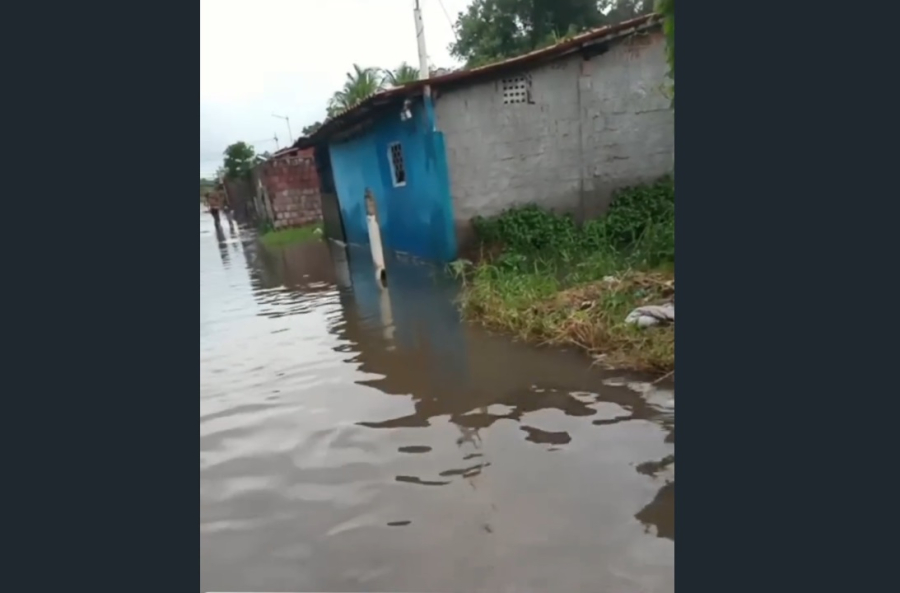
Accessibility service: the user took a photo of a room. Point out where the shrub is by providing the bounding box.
[470,176,674,269]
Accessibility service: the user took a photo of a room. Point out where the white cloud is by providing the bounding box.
[200,0,471,178]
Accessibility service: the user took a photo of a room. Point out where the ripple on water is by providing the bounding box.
[200,218,674,593]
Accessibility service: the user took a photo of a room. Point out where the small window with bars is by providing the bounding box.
[388,142,407,187]
[502,76,531,104]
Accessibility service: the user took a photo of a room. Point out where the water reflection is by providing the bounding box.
[635,452,675,541]
[200,211,675,592]
[521,425,572,445]
[397,445,432,454]
[215,224,230,267]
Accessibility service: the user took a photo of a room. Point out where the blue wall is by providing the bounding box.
[328,101,458,263]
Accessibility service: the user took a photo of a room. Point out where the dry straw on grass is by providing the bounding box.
[460,270,674,372]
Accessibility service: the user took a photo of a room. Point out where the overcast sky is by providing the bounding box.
[200,0,472,178]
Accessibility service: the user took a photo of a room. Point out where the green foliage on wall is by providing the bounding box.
[655,0,674,102]
[472,176,675,268]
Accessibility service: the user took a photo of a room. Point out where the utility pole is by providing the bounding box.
[413,0,430,81]
[413,0,435,131]
[272,114,293,144]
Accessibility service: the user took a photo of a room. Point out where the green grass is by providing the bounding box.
[259,223,323,247]
[450,176,675,374]
[454,258,674,372]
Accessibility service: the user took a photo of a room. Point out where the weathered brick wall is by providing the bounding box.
[256,148,323,229]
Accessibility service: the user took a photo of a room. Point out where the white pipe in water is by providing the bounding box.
[365,189,386,283]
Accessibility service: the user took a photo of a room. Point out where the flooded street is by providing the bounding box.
[200,211,674,592]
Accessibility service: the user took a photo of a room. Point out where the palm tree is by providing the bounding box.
[383,62,420,88]
[327,64,384,117]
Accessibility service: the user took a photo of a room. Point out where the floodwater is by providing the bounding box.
[200,211,674,592]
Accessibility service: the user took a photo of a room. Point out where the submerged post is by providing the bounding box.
[365,188,387,284]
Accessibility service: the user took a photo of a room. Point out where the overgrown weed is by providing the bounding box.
[451,176,675,372]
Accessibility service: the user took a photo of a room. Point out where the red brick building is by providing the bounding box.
[253,147,323,229]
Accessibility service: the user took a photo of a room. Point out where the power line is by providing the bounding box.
[434,0,458,42]
[272,113,293,144]
[250,133,280,151]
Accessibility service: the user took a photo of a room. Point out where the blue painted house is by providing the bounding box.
[308,92,458,264]
[297,12,671,263]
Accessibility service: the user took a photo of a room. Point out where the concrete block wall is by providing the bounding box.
[435,57,583,222]
[434,29,674,248]
[579,31,674,218]
[257,148,323,229]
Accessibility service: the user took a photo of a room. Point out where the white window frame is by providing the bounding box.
[387,142,407,188]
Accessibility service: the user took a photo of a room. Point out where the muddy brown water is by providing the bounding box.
[200,212,674,592]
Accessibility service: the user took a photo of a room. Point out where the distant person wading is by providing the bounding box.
[205,189,225,228]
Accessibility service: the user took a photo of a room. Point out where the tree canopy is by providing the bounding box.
[318,62,454,124]
[222,142,256,179]
[302,122,323,136]
[384,62,420,87]
[326,64,384,118]
[449,0,653,68]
